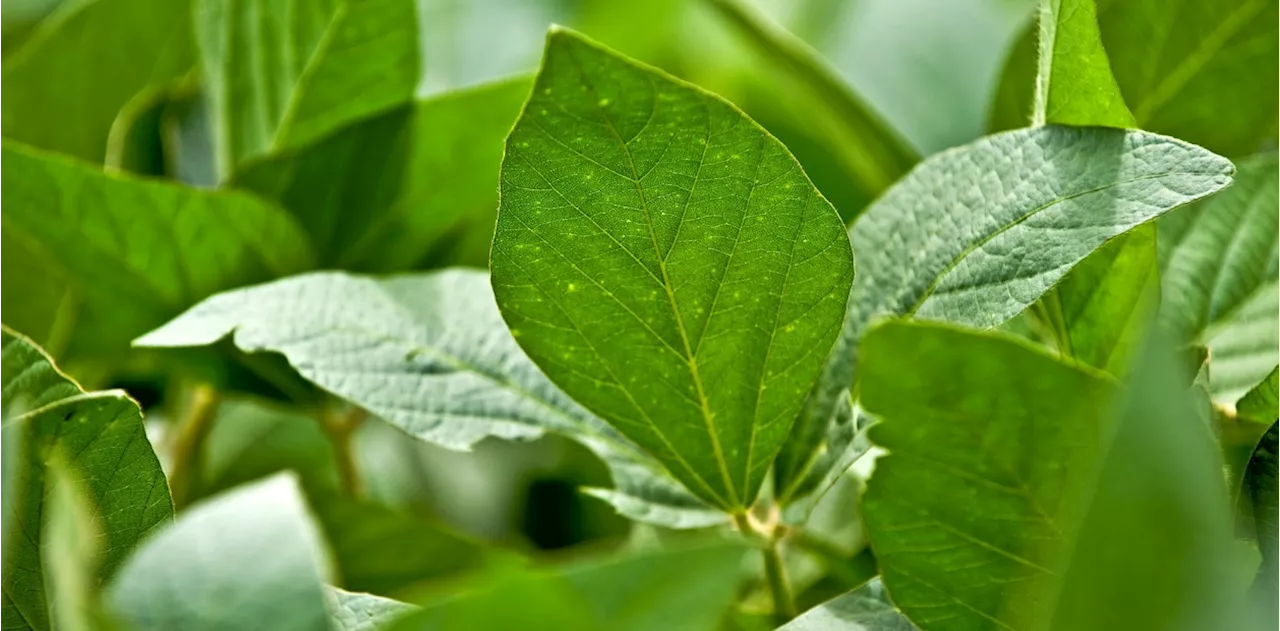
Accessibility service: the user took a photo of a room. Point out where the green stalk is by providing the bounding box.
[167,383,221,510]
[735,513,797,623]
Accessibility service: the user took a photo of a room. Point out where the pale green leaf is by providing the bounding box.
[1241,421,1278,627]
[234,77,532,271]
[1,0,194,163]
[1159,152,1279,402]
[860,321,1242,630]
[778,579,916,631]
[197,0,419,176]
[329,589,417,631]
[393,542,746,631]
[1,327,172,631]
[790,125,1231,498]
[1032,0,1135,128]
[491,27,854,511]
[0,142,315,358]
[106,474,331,631]
[135,270,723,529]
[992,0,1278,157]
[40,461,106,631]
[1238,367,1280,424]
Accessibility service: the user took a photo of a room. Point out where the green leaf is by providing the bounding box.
[234,76,532,271]
[778,579,916,631]
[0,142,315,358]
[1159,152,1279,402]
[787,125,1232,501]
[392,542,746,631]
[40,460,108,631]
[197,0,420,176]
[329,588,418,631]
[1,0,194,163]
[195,397,341,500]
[490,27,854,511]
[106,474,332,631]
[1032,0,1135,128]
[1,327,172,631]
[1238,367,1280,424]
[1241,421,1278,627]
[991,0,1278,157]
[704,0,918,203]
[136,270,724,529]
[859,321,1242,630]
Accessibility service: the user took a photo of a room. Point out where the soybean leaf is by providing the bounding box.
[0,142,315,358]
[195,397,341,500]
[778,579,916,631]
[782,125,1232,506]
[197,0,419,177]
[1024,0,1161,377]
[1241,421,1278,627]
[1159,152,1279,402]
[704,0,918,209]
[392,542,746,631]
[106,474,331,631]
[1239,368,1280,424]
[234,77,532,271]
[136,270,725,529]
[991,0,1278,157]
[859,321,1242,630]
[1,326,172,631]
[329,589,418,631]
[1,0,194,163]
[491,27,854,511]
[41,460,109,631]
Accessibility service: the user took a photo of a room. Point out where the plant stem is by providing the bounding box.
[168,383,220,510]
[322,404,366,497]
[735,513,797,623]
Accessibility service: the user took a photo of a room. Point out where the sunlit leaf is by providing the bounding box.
[1238,368,1280,424]
[329,588,417,631]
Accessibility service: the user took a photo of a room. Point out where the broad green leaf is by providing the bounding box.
[1,142,315,358]
[1032,0,1134,128]
[859,321,1242,631]
[991,0,1278,157]
[786,125,1231,502]
[393,542,746,631]
[1,327,172,631]
[196,0,419,176]
[234,76,532,271]
[778,579,916,631]
[490,27,854,511]
[1159,152,1279,402]
[1238,367,1280,424]
[136,270,724,529]
[106,474,331,631]
[704,0,918,202]
[1,0,194,163]
[195,397,340,500]
[329,589,418,631]
[1241,421,1278,627]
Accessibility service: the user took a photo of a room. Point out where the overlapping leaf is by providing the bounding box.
[859,322,1241,630]
[778,579,916,631]
[1,327,172,631]
[1239,368,1280,424]
[196,0,419,176]
[1241,421,1279,628]
[1,142,315,358]
[330,589,417,631]
[136,270,725,528]
[491,28,854,511]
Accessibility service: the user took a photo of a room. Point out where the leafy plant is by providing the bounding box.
[2,0,1276,629]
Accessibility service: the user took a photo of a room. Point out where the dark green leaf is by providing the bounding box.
[491,27,854,511]
[136,270,724,529]
[1159,152,1279,402]
[859,321,1242,630]
[1241,421,1278,628]
[1238,368,1280,424]
[234,77,532,271]
[1,0,194,162]
[0,142,315,358]
[393,542,746,631]
[779,579,916,631]
[1,327,171,631]
[197,0,419,176]
[106,474,331,631]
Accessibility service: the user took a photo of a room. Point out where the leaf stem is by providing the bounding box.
[322,403,366,497]
[168,383,221,510]
[734,512,797,623]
